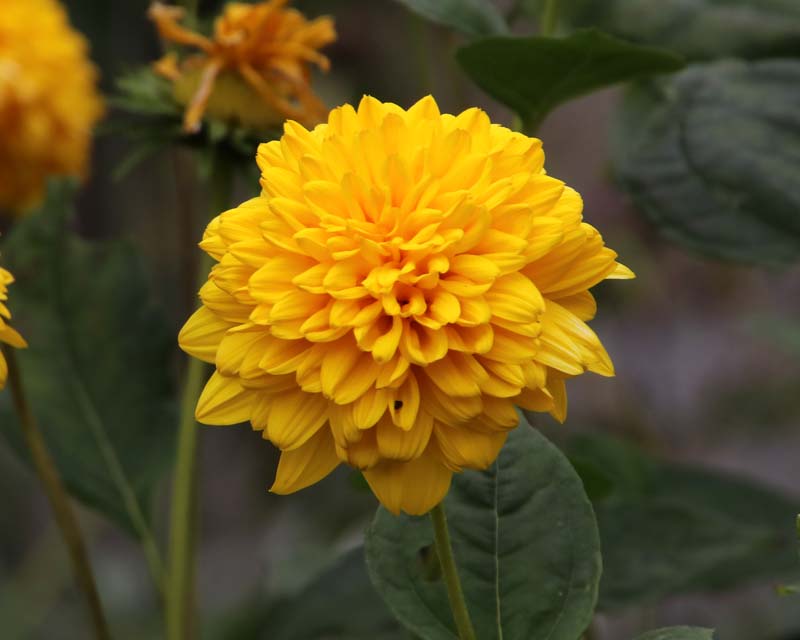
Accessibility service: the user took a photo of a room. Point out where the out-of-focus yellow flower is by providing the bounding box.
[148,0,336,133]
[0,268,27,389]
[0,0,104,214]
[179,96,634,515]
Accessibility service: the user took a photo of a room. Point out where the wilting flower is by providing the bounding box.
[179,96,633,515]
[0,0,104,214]
[0,268,27,388]
[148,0,336,133]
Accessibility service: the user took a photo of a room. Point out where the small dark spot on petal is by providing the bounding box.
[394,400,403,410]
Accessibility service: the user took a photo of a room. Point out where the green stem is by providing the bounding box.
[4,347,112,640]
[540,0,559,36]
[430,504,476,640]
[166,163,233,640]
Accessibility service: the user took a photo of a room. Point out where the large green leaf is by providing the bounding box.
[390,0,508,37]
[365,421,601,640]
[555,0,800,61]
[612,59,800,267]
[259,547,405,640]
[568,435,800,610]
[634,628,715,640]
[0,185,176,538]
[457,29,684,131]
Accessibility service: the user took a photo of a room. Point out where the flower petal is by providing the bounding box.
[363,444,452,515]
[270,427,340,494]
[196,372,253,425]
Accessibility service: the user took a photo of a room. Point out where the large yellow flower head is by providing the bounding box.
[179,96,633,515]
[0,268,27,389]
[149,0,336,133]
[0,0,104,214]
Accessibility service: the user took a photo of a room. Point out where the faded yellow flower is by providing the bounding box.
[0,268,27,389]
[0,0,104,214]
[149,0,336,133]
[179,96,633,515]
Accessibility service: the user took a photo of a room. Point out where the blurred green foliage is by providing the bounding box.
[612,60,800,267]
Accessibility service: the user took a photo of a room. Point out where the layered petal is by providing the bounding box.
[363,444,453,515]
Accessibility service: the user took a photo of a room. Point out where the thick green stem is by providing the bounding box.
[4,347,112,640]
[166,164,233,640]
[430,504,476,640]
[540,0,559,36]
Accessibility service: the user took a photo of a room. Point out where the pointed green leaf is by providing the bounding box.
[634,627,715,640]
[365,421,601,640]
[568,435,800,610]
[457,29,684,131]
[0,184,176,538]
[612,59,800,267]
[555,0,800,61]
[391,0,508,37]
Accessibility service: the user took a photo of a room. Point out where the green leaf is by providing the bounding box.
[261,547,405,640]
[568,435,800,610]
[111,66,182,117]
[111,66,279,177]
[0,184,176,538]
[612,59,800,267]
[391,0,508,37]
[457,29,684,131]
[556,0,800,61]
[365,421,601,640]
[634,627,715,640]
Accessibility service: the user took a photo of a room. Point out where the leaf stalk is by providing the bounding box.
[4,346,112,640]
[166,160,233,640]
[430,503,477,640]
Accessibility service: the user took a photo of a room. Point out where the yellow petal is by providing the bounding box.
[350,388,391,429]
[389,373,420,430]
[448,254,501,282]
[429,290,461,325]
[425,353,487,398]
[400,323,448,365]
[435,422,508,470]
[516,387,554,414]
[376,412,433,461]
[266,389,329,450]
[270,427,340,494]
[553,291,596,321]
[485,272,544,323]
[480,396,519,428]
[363,445,452,515]
[179,307,232,364]
[196,372,253,425]
[420,375,483,425]
[608,263,635,279]
[0,325,27,349]
[215,327,269,376]
[548,375,567,423]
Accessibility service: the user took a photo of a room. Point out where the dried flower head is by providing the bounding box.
[148,0,336,133]
[0,268,27,388]
[179,96,633,515]
[0,0,104,214]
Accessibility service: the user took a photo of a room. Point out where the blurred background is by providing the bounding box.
[1,1,799,638]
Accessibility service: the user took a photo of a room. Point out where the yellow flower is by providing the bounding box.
[0,0,104,214]
[179,96,634,515]
[148,0,336,133]
[0,268,27,389]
